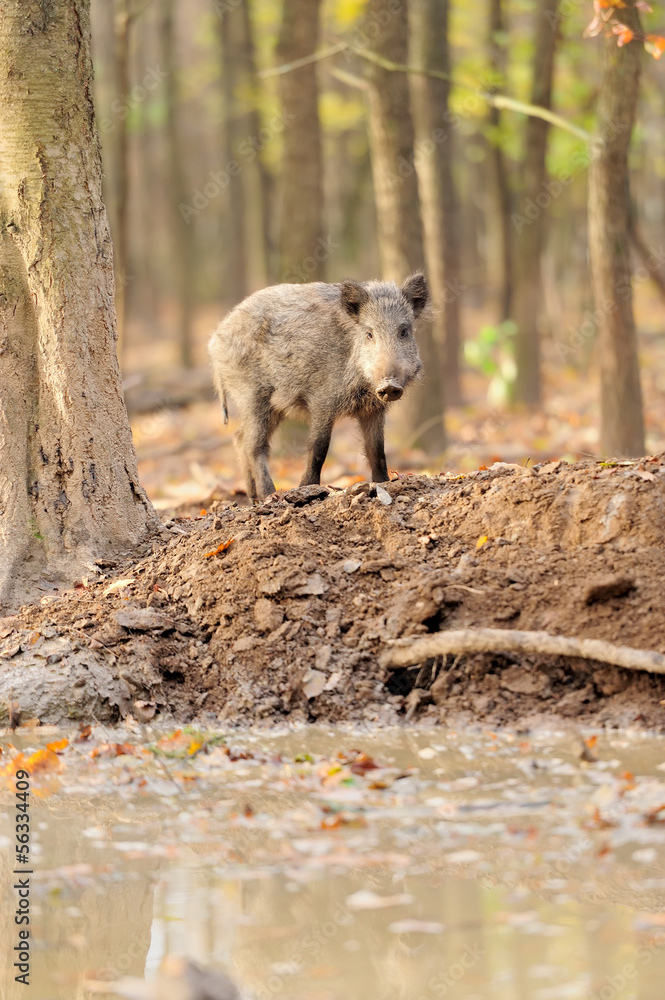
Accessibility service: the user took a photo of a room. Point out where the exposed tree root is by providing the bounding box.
[381,628,665,676]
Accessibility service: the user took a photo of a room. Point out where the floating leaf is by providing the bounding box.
[46,738,69,752]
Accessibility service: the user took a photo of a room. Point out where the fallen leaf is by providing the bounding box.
[476,535,489,549]
[204,539,234,558]
[103,578,135,596]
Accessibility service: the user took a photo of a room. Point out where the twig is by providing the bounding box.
[258,41,348,78]
[380,627,665,676]
[328,66,370,91]
[261,41,591,142]
[445,584,485,595]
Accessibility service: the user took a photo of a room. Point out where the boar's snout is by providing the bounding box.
[376,379,404,403]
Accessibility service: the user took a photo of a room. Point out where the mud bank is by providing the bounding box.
[2,456,665,730]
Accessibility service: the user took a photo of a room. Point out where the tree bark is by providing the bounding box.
[162,0,196,368]
[0,0,158,607]
[409,0,463,406]
[112,0,132,364]
[364,0,445,453]
[513,0,559,406]
[588,2,645,457]
[219,1,249,303]
[487,0,513,321]
[276,0,325,283]
[238,1,272,288]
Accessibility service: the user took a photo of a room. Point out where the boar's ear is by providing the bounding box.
[341,280,369,319]
[402,272,429,317]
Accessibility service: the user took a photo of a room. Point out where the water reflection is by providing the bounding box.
[1,727,664,999]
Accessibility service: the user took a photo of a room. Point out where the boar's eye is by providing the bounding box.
[365,329,374,340]
[399,326,410,339]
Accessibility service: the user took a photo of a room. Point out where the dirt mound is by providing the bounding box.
[2,456,665,731]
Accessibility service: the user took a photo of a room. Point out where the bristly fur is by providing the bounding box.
[208,274,429,500]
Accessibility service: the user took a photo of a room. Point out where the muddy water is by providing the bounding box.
[1,726,665,1000]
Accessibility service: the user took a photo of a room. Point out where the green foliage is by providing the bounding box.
[464,321,518,408]
[319,91,365,135]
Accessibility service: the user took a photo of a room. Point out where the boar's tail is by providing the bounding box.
[213,370,229,424]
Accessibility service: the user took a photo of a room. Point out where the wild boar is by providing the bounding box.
[208,273,429,500]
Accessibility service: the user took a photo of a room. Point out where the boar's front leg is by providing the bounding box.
[300,415,333,487]
[359,410,389,483]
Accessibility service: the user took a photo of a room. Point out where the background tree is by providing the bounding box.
[486,0,513,321]
[587,0,646,456]
[364,0,446,452]
[410,0,463,406]
[276,0,325,282]
[0,0,157,605]
[162,0,196,368]
[513,0,559,406]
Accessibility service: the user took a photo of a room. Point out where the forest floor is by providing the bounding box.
[2,455,665,733]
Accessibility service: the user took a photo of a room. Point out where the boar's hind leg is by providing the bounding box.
[237,397,278,501]
[359,411,389,483]
[300,418,333,487]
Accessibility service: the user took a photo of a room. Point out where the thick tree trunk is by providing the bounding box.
[276,0,325,283]
[162,0,196,368]
[0,0,158,607]
[410,0,463,407]
[364,0,445,453]
[588,3,645,457]
[487,0,513,321]
[513,0,559,406]
[113,0,131,364]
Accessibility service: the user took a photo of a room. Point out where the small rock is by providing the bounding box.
[291,573,328,596]
[232,636,259,653]
[583,575,635,605]
[348,481,373,497]
[315,644,332,670]
[494,606,519,622]
[133,700,157,723]
[343,560,362,574]
[0,642,21,659]
[253,598,284,633]
[302,668,327,699]
[374,484,393,505]
[593,665,631,697]
[324,670,342,691]
[283,484,329,506]
[500,666,550,696]
[114,608,173,632]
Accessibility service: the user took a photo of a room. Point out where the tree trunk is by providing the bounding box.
[410,0,463,407]
[238,1,271,289]
[513,0,559,406]
[113,0,131,364]
[219,2,249,303]
[588,2,645,457]
[0,0,158,607]
[364,0,445,453]
[276,0,325,283]
[487,0,513,321]
[161,0,196,368]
